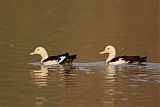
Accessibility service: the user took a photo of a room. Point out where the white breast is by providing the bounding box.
[108,58,129,65]
[42,60,58,65]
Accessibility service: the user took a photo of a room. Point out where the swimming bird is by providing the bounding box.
[99,45,147,65]
[30,47,77,65]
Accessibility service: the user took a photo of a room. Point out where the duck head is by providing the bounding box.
[99,45,116,62]
[99,45,116,54]
[30,47,48,63]
[30,47,47,55]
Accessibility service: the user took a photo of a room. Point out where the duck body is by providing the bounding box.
[42,53,77,65]
[30,47,76,65]
[108,56,147,65]
[100,45,147,65]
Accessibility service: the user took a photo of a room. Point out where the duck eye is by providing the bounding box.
[37,49,40,51]
[107,48,110,50]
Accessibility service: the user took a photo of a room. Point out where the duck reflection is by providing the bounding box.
[100,65,117,107]
[30,64,76,87]
[30,64,77,106]
[30,65,49,87]
[34,96,47,106]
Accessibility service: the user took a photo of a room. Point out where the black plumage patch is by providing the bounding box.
[109,56,124,62]
[42,52,77,64]
[59,54,77,64]
[42,53,69,62]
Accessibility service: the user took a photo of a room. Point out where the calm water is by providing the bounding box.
[0,0,159,107]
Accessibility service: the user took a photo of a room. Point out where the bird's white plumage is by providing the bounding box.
[108,58,128,65]
[100,45,127,65]
[30,47,48,63]
[42,60,59,65]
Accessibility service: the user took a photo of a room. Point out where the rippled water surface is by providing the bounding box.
[0,0,159,107]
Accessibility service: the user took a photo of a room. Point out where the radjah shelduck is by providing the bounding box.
[99,45,147,65]
[30,47,76,65]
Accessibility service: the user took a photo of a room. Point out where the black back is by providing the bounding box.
[42,52,69,62]
[42,52,77,64]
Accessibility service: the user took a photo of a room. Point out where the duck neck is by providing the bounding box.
[106,52,116,63]
[40,51,48,63]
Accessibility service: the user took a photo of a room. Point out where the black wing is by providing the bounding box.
[59,54,77,64]
[42,52,69,62]
[124,56,147,64]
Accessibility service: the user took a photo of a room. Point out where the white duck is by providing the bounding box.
[30,47,76,65]
[100,45,147,65]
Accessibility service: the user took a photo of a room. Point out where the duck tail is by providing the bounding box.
[68,54,77,62]
[140,56,147,62]
[64,52,69,56]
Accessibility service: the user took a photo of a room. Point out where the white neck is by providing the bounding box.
[40,51,48,63]
[106,52,116,63]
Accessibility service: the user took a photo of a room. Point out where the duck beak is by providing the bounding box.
[30,52,36,55]
[99,51,106,54]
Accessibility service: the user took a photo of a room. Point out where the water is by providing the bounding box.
[0,0,159,107]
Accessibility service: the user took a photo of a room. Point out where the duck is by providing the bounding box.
[99,45,147,65]
[30,47,77,65]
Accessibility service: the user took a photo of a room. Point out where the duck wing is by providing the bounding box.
[42,52,69,63]
[122,56,147,64]
[59,54,77,64]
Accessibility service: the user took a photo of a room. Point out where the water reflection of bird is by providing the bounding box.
[100,65,117,107]
[30,65,49,87]
[100,45,147,65]
[30,64,77,106]
[30,47,77,65]
[30,64,76,87]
